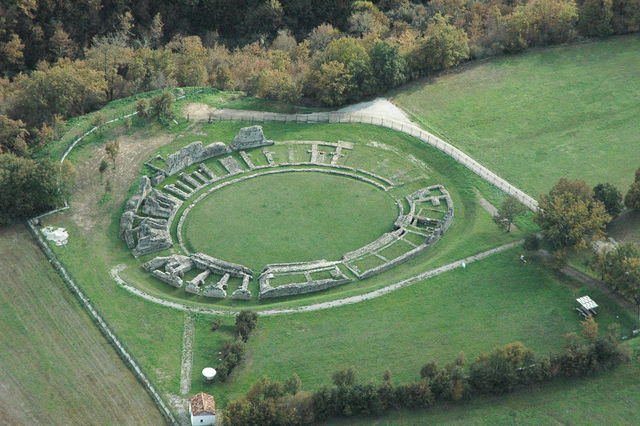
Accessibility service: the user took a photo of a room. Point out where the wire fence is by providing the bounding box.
[207,110,538,211]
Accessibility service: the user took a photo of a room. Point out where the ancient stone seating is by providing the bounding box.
[143,253,253,299]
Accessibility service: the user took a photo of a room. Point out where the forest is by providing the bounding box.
[1,0,639,219]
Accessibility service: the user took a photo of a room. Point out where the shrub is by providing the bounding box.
[235,310,259,341]
[394,380,434,408]
[210,319,221,332]
[216,338,247,381]
[150,90,174,120]
[593,183,623,216]
[625,170,640,210]
[469,342,536,394]
[523,233,540,251]
[135,98,150,118]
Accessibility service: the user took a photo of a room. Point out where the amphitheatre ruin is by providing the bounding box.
[119,125,454,302]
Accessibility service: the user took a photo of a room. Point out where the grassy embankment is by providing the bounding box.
[393,35,640,199]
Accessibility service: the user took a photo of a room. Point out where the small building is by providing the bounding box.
[189,392,216,425]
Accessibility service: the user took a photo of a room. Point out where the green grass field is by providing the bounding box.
[26,48,640,423]
[393,35,640,198]
[192,249,636,406]
[38,118,539,415]
[0,226,164,424]
[184,172,397,270]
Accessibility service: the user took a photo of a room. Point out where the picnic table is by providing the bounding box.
[576,295,598,318]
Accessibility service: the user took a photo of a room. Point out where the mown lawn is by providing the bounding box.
[184,172,398,271]
[41,119,533,413]
[114,121,531,309]
[393,35,640,198]
[0,225,164,424]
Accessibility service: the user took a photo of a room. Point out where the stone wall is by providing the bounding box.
[259,277,353,299]
[230,126,273,151]
[164,141,230,176]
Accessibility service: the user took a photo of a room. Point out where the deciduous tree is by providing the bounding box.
[534,178,610,250]
[593,182,623,216]
[494,196,526,232]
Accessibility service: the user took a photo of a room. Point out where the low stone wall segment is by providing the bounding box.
[27,220,178,425]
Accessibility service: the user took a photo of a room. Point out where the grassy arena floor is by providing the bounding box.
[0,225,164,424]
[393,35,640,197]
[184,172,398,270]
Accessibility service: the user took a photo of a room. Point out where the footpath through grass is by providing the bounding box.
[393,35,640,198]
[0,225,164,424]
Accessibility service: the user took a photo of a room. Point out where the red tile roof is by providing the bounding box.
[190,392,216,416]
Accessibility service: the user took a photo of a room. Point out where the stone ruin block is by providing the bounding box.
[132,217,172,257]
[151,171,166,186]
[198,164,216,180]
[187,270,210,288]
[124,176,152,213]
[203,279,227,298]
[141,189,181,219]
[164,141,230,176]
[124,229,136,249]
[219,156,243,174]
[231,275,252,300]
[185,282,200,294]
[230,126,273,151]
[119,211,135,240]
[152,270,183,288]
[179,173,200,189]
[190,252,253,277]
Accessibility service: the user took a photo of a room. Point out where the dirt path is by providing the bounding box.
[180,313,195,396]
[69,130,172,232]
[111,240,522,316]
[337,97,413,124]
[534,250,637,316]
[476,192,518,232]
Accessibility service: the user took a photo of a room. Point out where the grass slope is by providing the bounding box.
[193,249,636,406]
[0,225,164,425]
[393,35,640,197]
[184,172,397,270]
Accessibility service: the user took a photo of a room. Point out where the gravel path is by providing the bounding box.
[110,240,522,316]
[337,98,413,124]
[179,312,194,395]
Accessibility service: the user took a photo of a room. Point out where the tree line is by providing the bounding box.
[223,317,630,425]
[3,0,640,156]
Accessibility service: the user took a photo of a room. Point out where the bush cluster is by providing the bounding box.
[224,318,630,424]
[214,310,260,382]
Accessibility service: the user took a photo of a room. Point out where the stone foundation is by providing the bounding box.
[230,126,273,151]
